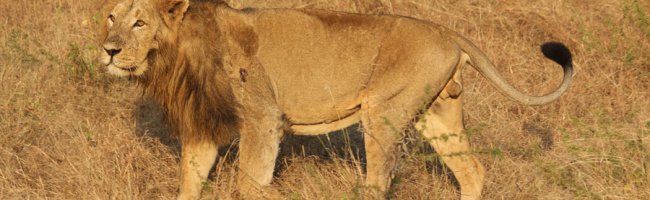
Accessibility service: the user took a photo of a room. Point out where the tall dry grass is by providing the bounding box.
[1,0,648,199]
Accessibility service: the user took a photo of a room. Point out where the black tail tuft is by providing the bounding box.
[541,42,572,67]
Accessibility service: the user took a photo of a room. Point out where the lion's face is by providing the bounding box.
[100,0,162,76]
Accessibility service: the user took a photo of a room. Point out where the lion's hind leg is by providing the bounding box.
[415,87,485,200]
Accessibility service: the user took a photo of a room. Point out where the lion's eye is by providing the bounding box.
[108,14,115,23]
[133,20,145,28]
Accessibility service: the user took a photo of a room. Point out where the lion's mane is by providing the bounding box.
[138,4,239,145]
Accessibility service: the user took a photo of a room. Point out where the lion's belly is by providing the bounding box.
[257,34,374,125]
[254,10,385,126]
[267,62,368,125]
[259,46,372,126]
[280,89,362,125]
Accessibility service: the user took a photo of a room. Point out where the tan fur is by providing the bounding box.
[100,0,573,199]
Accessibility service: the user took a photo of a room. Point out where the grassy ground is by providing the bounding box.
[1,0,649,199]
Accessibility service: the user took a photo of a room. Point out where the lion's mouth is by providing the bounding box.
[105,57,149,77]
[106,62,140,77]
[107,62,138,72]
[115,65,137,72]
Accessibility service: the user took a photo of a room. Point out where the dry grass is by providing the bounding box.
[1,0,649,199]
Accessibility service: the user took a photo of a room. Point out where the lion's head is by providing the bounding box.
[100,0,189,76]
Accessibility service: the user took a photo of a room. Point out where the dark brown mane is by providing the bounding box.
[139,9,239,145]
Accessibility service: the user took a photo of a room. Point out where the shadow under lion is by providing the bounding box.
[133,97,552,196]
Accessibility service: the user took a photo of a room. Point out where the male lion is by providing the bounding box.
[100,0,573,199]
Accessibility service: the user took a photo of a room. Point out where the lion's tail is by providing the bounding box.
[449,33,573,106]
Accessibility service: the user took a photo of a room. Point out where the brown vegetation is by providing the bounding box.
[1,0,649,199]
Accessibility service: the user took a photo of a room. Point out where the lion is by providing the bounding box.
[100,0,573,199]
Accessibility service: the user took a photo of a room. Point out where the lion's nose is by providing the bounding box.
[103,44,122,57]
[104,47,122,57]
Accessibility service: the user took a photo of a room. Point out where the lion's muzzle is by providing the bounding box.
[102,42,122,64]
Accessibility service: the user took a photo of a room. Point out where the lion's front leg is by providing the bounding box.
[177,141,219,200]
[236,109,284,198]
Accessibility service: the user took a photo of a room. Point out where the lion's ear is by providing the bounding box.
[159,0,189,24]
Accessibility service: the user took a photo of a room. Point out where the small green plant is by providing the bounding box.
[381,116,401,138]
[623,0,650,39]
[200,178,214,195]
[84,131,95,141]
[92,11,103,25]
[385,174,401,198]
[579,24,598,52]
[287,192,301,200]
[187,155,216,194]
[305,162,328,196]
[66,42,98,81]
[624,48,636,66]
[347,184,363,200]
[7,30,40,64]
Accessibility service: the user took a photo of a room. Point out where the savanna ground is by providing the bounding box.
[1,0,649,199]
